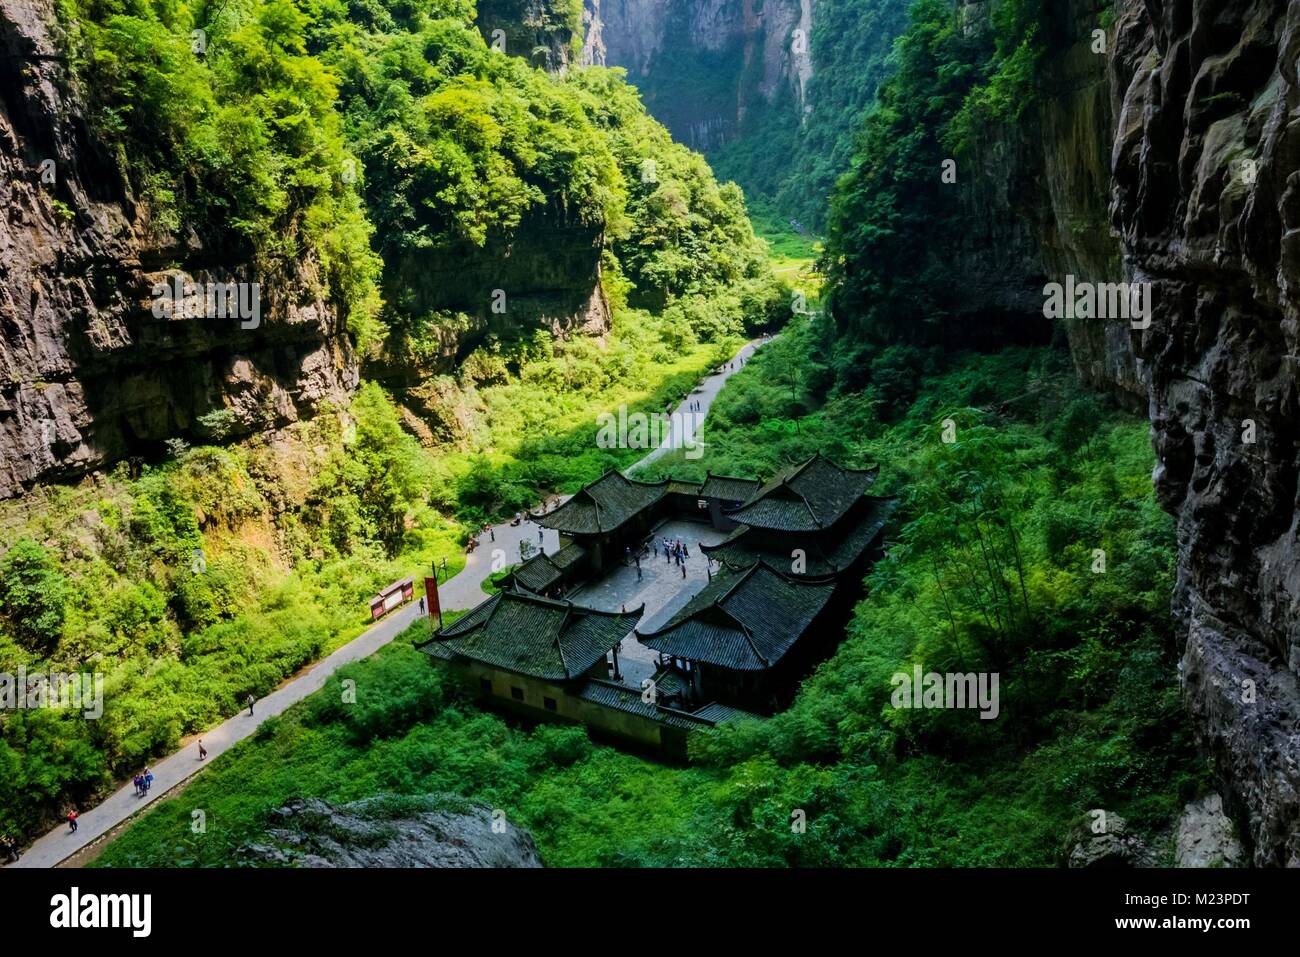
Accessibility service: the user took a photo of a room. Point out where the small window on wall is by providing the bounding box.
[479,678,492,694]
[543,697,557,712]
[511,687,524,701]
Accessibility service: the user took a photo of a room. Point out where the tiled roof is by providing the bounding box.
[666,479,705,495]
[703,496,897,574]
[511,542,586,592]
[725,453,879,532]
[576,679,765,730]
[549,542,587,571]
[534,471,667,535]
[577,680,702,730]
[636,562,836,671]
[417,589,640,681]
[700,474,762,502]
[691,702,763,724]
[510,553,563,593]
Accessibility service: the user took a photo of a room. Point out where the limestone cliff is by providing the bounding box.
[476,0,583,73]
[1110,0,1300,866]
[0,0,358,500]
[0,0,614,495]
[583,0,814,150]
[942,0,1141,398]
[949,0,1299,864]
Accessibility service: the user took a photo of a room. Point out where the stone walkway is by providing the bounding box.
[7,336,766,869]
[571,518,729,689]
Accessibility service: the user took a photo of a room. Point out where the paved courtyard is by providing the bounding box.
[569,518,729,689]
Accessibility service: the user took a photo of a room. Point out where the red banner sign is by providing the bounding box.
[424,576,443,630]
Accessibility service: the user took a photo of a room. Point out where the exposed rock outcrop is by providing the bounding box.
[1066,813,1158,867]
[0,0,357,500]
[1109,0,1300,866]
[239,797,544,867]
[1175,793,1247,867]
[477,0,582,74]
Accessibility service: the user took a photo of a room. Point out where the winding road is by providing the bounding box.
[6,336,767,869]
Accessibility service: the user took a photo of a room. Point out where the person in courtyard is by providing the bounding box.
[67,809,77,833]
[246,693,255,716]
[198,739,208,760]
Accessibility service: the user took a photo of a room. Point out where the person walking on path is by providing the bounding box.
[538,528,544,544]
[198,740,208,761]
[67,810,77,833]
[132,773,142,796]
[144,768,154,792]
[246,693,255,716]
[419,596,425,614]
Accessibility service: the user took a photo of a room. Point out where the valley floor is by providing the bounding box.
[6,339,766,869]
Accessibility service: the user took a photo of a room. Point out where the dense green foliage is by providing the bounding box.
[96,335,1204,867]
[55,0,780,349]
[822,0,1045,357]
[59,0,386,343]
[17,0,1197,870]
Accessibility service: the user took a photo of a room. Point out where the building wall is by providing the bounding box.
[443,659,690,760]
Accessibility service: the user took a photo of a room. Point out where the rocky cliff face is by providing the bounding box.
[1109,0,1300,866]
[976,0,1300,864]
[945,0,1142,399]
[583,0,813,150]
[948,0,1300,865]
[477,0,582,74]
[0,0,614,495]
[0,0,357,500]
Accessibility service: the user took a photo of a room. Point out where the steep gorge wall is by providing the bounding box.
[583,0,813,150]
[945,0,1142,398]
[941,0,1300,864]
[0,0,614,496]
[1110,0,1300,866]
[0,0,357,499]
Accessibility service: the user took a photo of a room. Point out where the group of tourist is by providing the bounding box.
[132,768,155,796]
[660,537,692,578]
